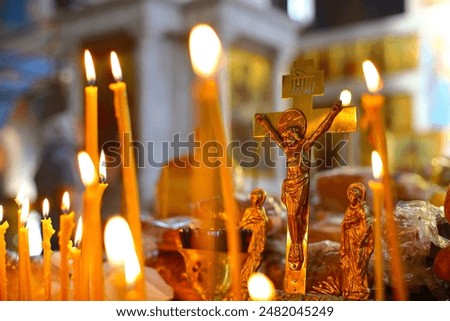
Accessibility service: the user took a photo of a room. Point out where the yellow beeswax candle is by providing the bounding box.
[18,198,32,301]
[109,52,145,298]
[189,24,241,300]
[84,50,99,173]
[59,192,75,300]
[368,151,385,301]
[362,60,407,300]
[78,151,106,300]
[41,198,54,301]
[0,206,9,301]
[70,217,82,301]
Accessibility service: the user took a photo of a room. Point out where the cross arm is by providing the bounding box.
[255,113,284,147]
[305,100,343,148]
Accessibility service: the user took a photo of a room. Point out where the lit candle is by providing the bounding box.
[189,24,241,300]
[93,150,108,299]
[78,151,106,300]
[104,216,143,300]
[109,52,145,297]
[0,205,9,301]
[70,217,82,301]
[17,197,32,300]
[247,272,275,301]
[368,151,385,301]
[340,89,352,107]
[41,198,54,301]
[59,191,75,300]
[84,50,99,173]
[361,60,407,300]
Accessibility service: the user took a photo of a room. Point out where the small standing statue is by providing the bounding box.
[340,182,374,300]
[239,188,268,296]
[255,100,343,270]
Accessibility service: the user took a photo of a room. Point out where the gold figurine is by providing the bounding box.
[239,188,268,298]
[255,101,343,271]
[340,183,374,300]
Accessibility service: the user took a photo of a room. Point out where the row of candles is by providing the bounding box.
[0,48,145,300]
[0,181,142,301]
[0,23,236,301]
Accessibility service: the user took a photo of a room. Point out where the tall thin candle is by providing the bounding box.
[0,206,9,301]
[84,50,99,173]
[189,24,241,300]
[361,60,407,300]
[368,151,385,301]
[109,52,145,298]
[18,197,32,300]
[78,151,106,300]
[41,198,54,301]
[59,192,75,300]
[70,217,82,300]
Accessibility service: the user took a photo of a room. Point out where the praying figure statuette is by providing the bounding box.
[239,188,268,297]
[340,183,374,300]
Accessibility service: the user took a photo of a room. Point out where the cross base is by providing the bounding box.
[284,209,309,294]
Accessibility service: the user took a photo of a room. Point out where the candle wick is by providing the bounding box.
[99,175,106,184]
[87,80,96,87]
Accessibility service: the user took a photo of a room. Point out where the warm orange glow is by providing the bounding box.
[84,50,96,84]
[20,197,29,226]
[104,216,141,285]
[340,89,352,106]
[61,192,70,213]
[371,151,384,180]
[248,272,275,301]
[15,184,26,206]
[189,24,222,78]
[74,217,83,248]
[42,199,49,219]
[362,60,383,93]
[78,151,97,186]
[110,51,123,82]
[99,149,107,182]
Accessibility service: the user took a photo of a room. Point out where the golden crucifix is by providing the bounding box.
[254,58,357,294]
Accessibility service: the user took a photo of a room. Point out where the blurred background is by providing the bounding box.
[1,0,450,220]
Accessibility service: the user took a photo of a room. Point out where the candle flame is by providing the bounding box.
[371,151,384,180]
[124,251,141,286]
[84,50,96,85]
[340,89,352,106]
[362,60,383,93]
[248,272,275,301]
[0,205,3,222]
[20,197,29,226]
[104,216,142,285]
[15,183,26,206]
[78,151,97,186]
[189,24,222,78]
[110,51,123,82]
[74,217,83,248]
[61,191,70,213]
[42,198,49,219]
[99,149,107,182]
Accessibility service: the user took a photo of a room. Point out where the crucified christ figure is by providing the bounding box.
[255,100,343,270]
